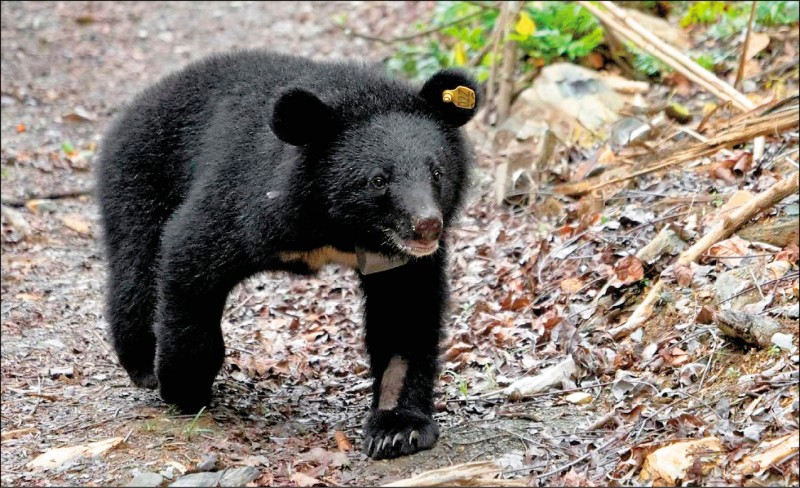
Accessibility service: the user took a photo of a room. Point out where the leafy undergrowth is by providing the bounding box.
[2,1,799,487]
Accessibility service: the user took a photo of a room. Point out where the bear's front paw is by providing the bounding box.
[363,408,439,460]
[157,376,212,414]
[130,371,158,389]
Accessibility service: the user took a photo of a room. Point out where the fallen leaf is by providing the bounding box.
[639,437,724,486]
[775,243,799,263]
[661,347,690,367]
[299,447,349,468]
[744,32,771,60]
[564,391,592,405]
[696,306,715,324]
[26,437,124,471]
[614,255,644,285]
[732,152,752,175]
[290,471,323,487]
[707,236,752,267]
[61,214,91,236]
[333,431,352,452]
[62,107,95,123]
[674,264,694,287]
[560,278,583,293]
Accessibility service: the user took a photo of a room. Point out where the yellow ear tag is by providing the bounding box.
[442,86,475,110]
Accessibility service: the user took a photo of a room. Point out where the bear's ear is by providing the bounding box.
[269,88,337,146]
[420,69,479,128]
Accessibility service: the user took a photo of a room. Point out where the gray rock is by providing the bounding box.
[218,467,260,487]
[197,453,218,472]
[126,471,164,487]
[168,467,259,488]
[169,472,221,487]
[771,332,794,350]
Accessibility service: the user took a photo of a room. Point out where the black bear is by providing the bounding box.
[96,49,478,460]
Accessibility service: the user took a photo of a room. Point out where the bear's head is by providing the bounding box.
[270,69,478,259]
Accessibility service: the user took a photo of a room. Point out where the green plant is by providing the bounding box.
[679,1,798,38]
[183,406,211,440]
[680,1,729,27]
[380,1,798,91]
[385,1,604,82]
[458,376,469,397]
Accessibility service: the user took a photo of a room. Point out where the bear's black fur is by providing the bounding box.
[96,49,477,460]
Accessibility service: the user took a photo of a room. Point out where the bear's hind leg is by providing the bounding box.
[153,203,250,413]
[102,201,169,389]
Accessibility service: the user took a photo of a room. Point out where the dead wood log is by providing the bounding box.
[382,460,526,487]
[713,310,783,348]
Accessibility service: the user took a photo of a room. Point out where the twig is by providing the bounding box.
[585,411,622,431]
[1,188,94,207]
[714,271,799,306]
[734,1,758,91]
[610,172,799,339]
[340,10,484,45]
[505,434,622,477]
[58,413,145,435]
[467,2,519,69]
[24,376,43,420]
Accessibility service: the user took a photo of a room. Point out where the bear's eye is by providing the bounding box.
[432,168,442,182]
[370,175,387,189]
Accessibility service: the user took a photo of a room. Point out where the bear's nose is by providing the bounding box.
[413,216,443,242]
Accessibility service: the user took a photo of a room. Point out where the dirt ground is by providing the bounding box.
[3,2,799,487]
[1,2,597,486]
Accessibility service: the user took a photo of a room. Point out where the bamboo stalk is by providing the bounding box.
[734,1,758,91]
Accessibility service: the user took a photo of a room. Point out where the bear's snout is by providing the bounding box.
[413,215,443,242]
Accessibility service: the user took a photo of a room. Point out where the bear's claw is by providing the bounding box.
[363,408,438,460]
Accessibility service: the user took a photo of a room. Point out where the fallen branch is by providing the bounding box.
[735,430,800,476]
[1,427,38,441]
[503,355,577,400]
[610,172,800,339]
[554,101,798,196]
[382,460,526,487]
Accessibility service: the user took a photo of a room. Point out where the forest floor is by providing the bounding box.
[1,2,798,487]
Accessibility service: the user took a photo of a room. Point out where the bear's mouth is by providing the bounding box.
[390,233,439,257]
